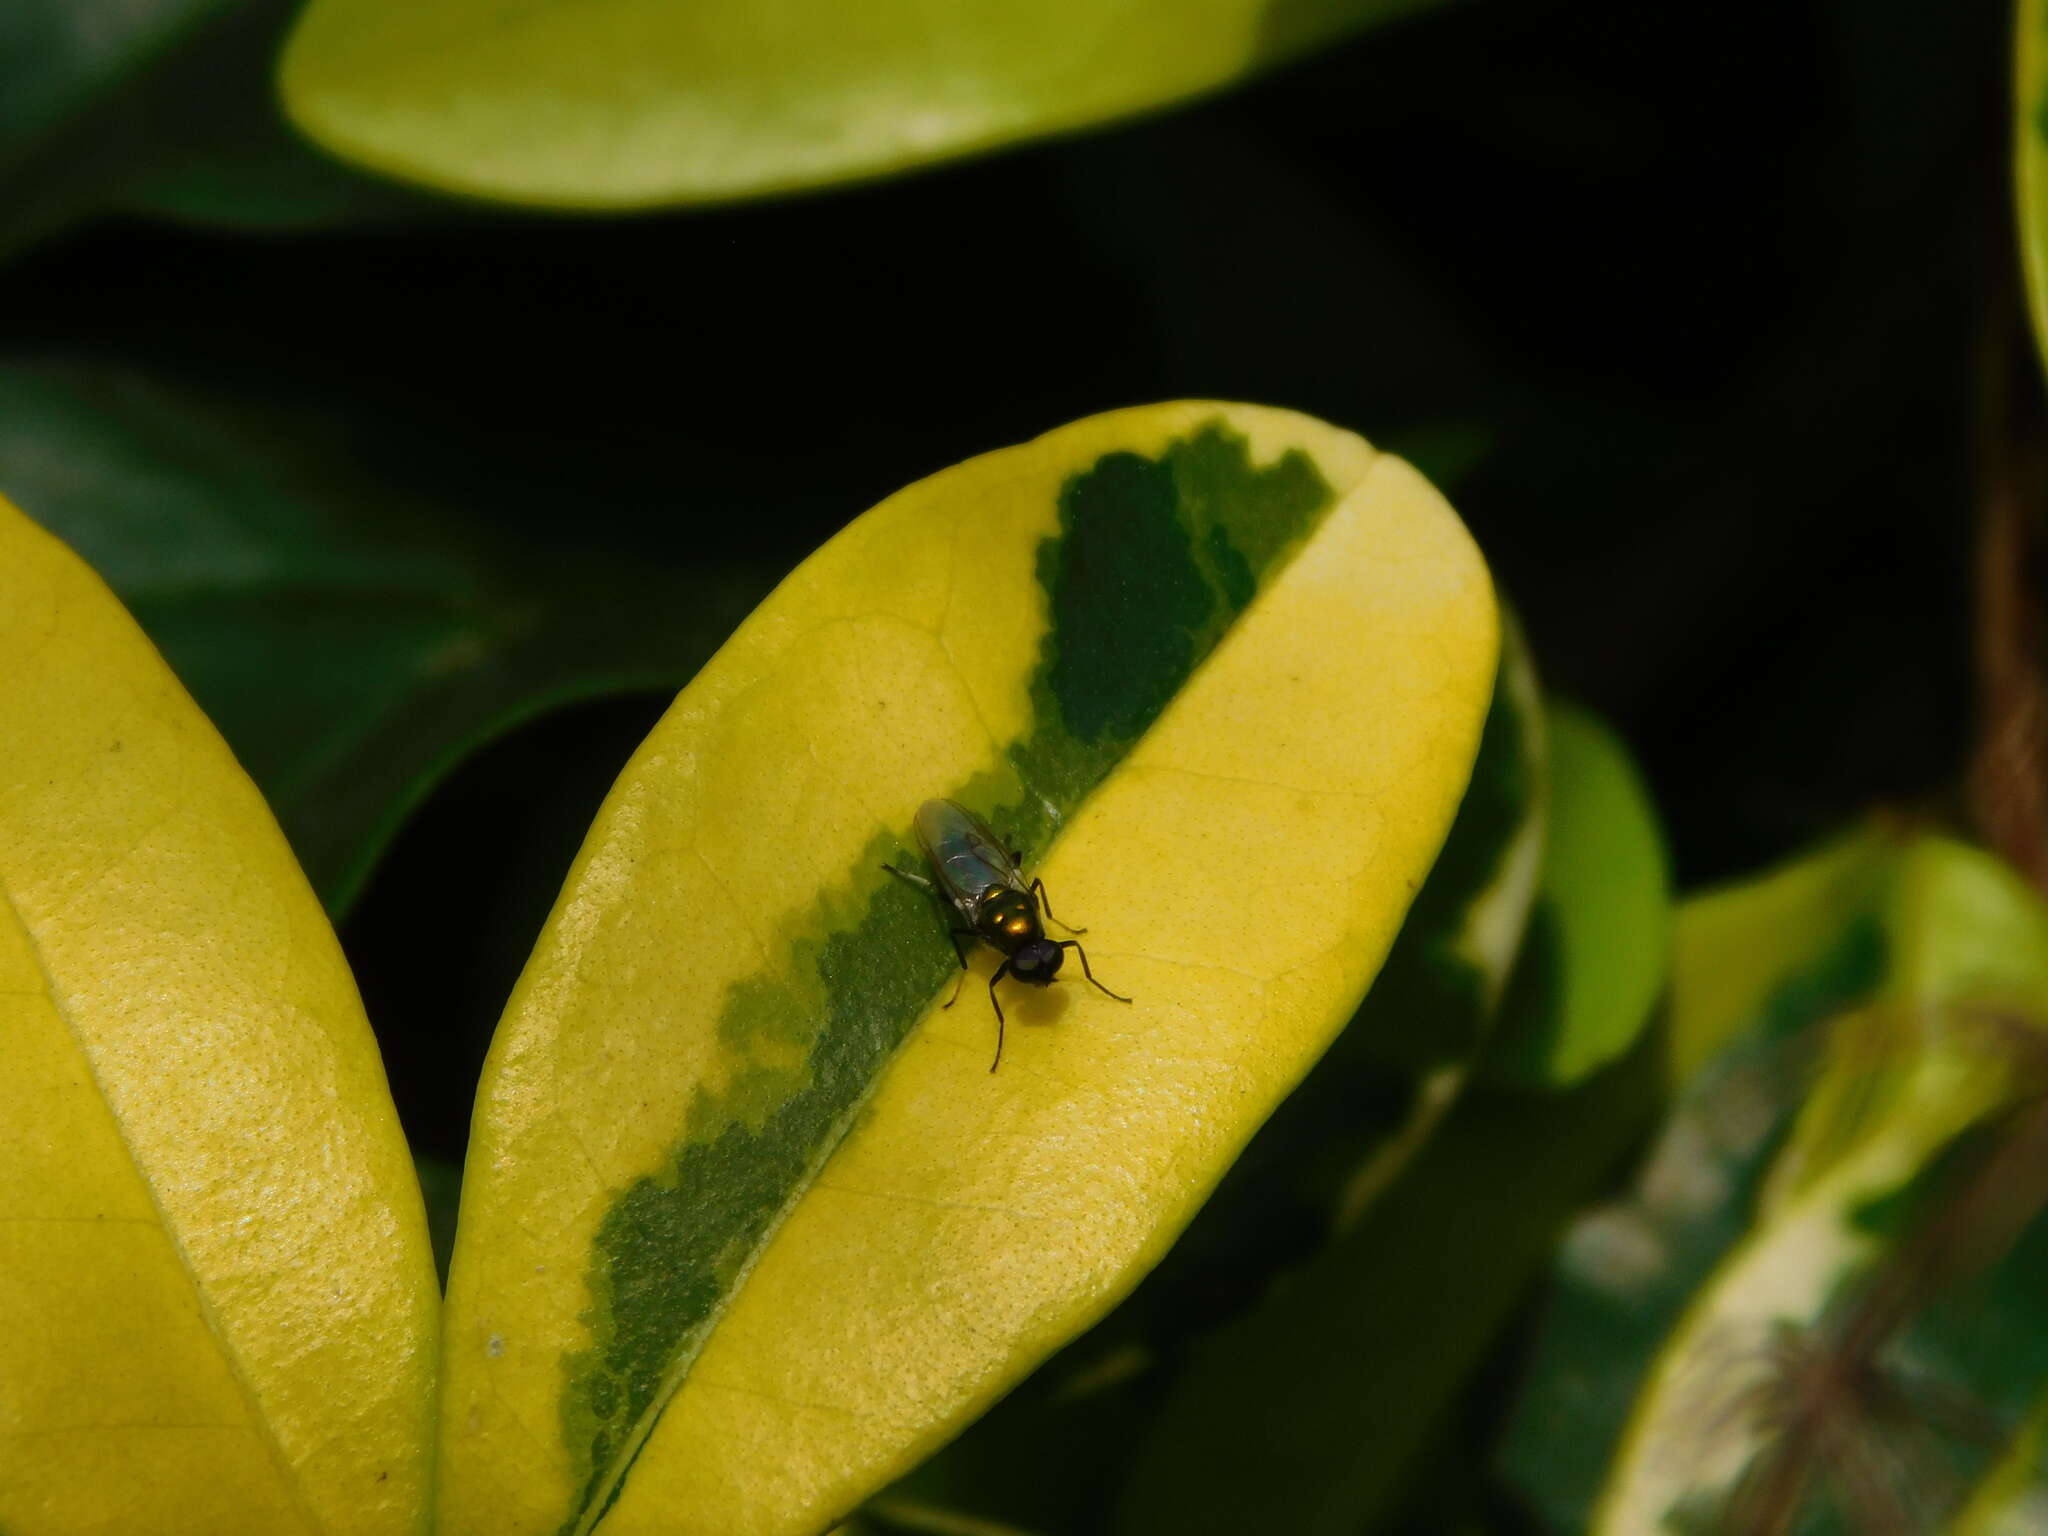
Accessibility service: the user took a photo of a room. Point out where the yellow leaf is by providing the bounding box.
[0,498,438,1536]
[436,402,1498,1536]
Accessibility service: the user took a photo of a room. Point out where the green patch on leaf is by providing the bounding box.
[560,838,955,1530]
[554,422,1335,1535]
[1018,427,1329,807]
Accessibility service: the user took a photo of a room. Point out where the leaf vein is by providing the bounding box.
[0,872,330,1536]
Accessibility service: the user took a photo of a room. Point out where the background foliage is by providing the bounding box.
[1,0,1988,1161]
[1,0,2031,1529]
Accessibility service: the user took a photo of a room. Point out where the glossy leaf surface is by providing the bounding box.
[436,402,1498,1535]
[0,496,437,1533]
[281,0,1446,209]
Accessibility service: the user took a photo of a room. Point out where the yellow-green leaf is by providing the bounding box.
[436,403,1497,1535]
[0,497,437,1534]
[279,0,1446,209]
[2019,0,2048,374]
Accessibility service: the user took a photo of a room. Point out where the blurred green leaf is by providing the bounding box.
[1483,701,1671,1086]
[0,0,446,259]
[1111,1042,1664,1536]
[1,0,226,170]
[1104,703,1665,1536]
[0,361,773,913]
[279,0,1453,209]
[1500,835,2048,1535]
[867,621,1546,1535]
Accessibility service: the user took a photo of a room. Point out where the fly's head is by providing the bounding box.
[1010,939,1065,986]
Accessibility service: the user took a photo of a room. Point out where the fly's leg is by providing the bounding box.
[1031,877,1087,934]
[996,831,1077,928]
[943,930,975,1009]
[890,862,976,1006]
[1060,940,1131,1004]
[987,959,1013,1072]
[881,861,935,892]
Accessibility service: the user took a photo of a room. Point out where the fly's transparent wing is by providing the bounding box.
[913,799,1027,918]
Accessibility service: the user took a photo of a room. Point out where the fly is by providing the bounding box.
[883,798,1131,1072]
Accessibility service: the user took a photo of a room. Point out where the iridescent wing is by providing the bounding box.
[913,799,1028,918]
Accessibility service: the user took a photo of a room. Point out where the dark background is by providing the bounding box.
[0,0,2000,1162]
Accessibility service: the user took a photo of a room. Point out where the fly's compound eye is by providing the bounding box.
[1011,939,1064,984]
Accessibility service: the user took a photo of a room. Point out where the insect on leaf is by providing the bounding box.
[434,402,1499,1535]
[863,618,1548,1536]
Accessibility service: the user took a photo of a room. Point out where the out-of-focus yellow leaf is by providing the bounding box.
[279,0,1446,209]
